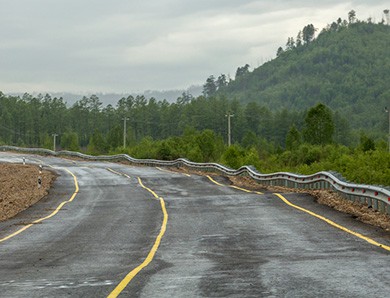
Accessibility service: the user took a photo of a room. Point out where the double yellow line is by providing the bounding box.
[0,168,79,243]
[207,175,390,252]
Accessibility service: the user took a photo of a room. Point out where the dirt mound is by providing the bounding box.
[0,163,56,221]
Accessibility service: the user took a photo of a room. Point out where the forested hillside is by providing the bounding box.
[215,18,390,134]
[0,12,389,186]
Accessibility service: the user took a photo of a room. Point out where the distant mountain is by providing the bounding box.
[8,85,202,107]
[218,21,390,132]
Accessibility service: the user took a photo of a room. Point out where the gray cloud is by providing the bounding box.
[0,0,388,93]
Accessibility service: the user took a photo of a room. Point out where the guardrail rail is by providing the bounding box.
[1,145,389,215]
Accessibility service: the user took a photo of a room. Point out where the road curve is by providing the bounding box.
[0,152,389,297]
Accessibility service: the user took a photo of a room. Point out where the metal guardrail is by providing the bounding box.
[1,145,389,215]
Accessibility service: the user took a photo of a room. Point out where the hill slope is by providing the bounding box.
[220,21,390,133]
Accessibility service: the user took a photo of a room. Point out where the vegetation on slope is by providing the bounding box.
[213,14,390,135]
[0,10,389,186]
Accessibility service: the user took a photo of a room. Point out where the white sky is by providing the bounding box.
[0,0,388,94]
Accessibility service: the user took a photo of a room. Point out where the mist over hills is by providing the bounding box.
[8,85,202,107]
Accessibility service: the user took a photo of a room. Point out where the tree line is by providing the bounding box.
[0,92,353,151]
[1,91,388,186]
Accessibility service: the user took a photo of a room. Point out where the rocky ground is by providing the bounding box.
[0,163,56,221]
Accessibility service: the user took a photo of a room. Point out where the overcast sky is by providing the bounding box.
[0,0,388,94]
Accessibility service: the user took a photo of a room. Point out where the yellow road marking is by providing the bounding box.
[274,193,390,252]
[207,175,225,186]
[0,168,79,243]
[138,177,159,199]
[156,166,191,177]
[107,167,131,179]
[206,175,389,251]
[231,185,252,193]
[107,178,168,298]
[207,175,264,194]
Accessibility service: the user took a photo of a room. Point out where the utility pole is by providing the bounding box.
[52,133,58,152]
[123,117,130,149]
[385,107,390,152]
[225,112,234,146]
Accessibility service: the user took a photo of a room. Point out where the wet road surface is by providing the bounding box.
[0,152,389,297]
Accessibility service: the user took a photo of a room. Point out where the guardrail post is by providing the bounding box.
[373,199,379,211]
[378,201,385,213]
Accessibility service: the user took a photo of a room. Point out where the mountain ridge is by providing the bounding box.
[217,21,390,132]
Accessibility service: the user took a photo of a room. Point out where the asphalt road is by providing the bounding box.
[0,152,389,297]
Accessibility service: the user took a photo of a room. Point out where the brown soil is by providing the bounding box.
[0,163,56,221]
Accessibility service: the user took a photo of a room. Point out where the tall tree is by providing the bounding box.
[244,102,261,135]
[216,74,228,90]
[61,131,80,151]
[286,37,295,50]
[87,129,108,155]
[176,92,193,105]
[235,64,250,79]
[276,46,284,57]
[303,103,334,145]
[286,125,301,150]
[302,24,316,44]
[202,75,217,97]
[348,10,356,24]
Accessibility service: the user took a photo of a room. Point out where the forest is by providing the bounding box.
[0,91,389,186]
[210,13,390,137]
[0,11,389,186]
